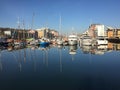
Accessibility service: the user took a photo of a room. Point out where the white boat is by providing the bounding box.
[14,41,26,47]
[57,41,63,45]
[57,38,63,45]
[80,36,92,46]
[68,35,78,45]
[97,39,108,45]
[63,41,68,46]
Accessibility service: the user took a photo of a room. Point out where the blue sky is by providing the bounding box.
[0,0,120,33]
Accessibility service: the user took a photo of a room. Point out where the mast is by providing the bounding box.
[31,12,35,39]
[22,20,25,39]
[31,12,35,30]
[59,14,62,39]
[17,17,20,40]
[17,17,20,29]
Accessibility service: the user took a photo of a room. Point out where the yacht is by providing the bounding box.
[68,35,78,45]
[80,36,92,46]
[57,38,63,45]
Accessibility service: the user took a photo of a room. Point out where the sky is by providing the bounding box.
[0,0,120,33]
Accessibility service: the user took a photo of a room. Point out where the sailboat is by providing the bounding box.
[39,37,50,47]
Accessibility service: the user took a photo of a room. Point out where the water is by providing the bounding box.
[0,44,120,90]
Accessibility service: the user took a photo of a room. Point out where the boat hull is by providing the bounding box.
[68,40,77,45]
[57,40,63,45]
[40,42,49,47]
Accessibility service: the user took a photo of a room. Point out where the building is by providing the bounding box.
[88,24,105,38]
[37,28,49,38]
[28,30,38,39]
[0,27,37,40]
[36,27,58,39]
[50,30,59,38]
[107,29,120,38]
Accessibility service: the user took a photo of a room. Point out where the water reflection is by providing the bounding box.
[57,45,63,49]
[0,50,2,71]
[81,42,120,55]
[0,42,120,89]
[58,45,63,72]
[39,45,49,68]
[68,45,77,61]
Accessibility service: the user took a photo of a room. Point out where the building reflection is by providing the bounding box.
[80,40,120,55]
[0,42,120,72]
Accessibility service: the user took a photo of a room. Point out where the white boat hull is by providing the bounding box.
[68,40,77,45]
[57,40,63,45]
[80,38,92,46]
[97,39,108,45]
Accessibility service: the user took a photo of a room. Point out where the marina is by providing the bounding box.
[1,0,120,89]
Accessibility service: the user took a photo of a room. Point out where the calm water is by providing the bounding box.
[0,44,120,90]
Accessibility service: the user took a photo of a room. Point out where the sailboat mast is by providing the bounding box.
[31,12,35,38]
[17,17,20,29]
[17,17,20,40]
[59,15,62,36]
[31,12,35,30]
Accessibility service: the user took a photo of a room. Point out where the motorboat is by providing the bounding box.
[80,36,92,46]
[68,35,78,45]
[57,38,63,45]
[39,38,50,47]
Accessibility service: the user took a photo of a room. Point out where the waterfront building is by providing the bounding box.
[0,27,37,40]
[107,29,120,38]
[88,24,106,38]
[36,27,58,39]
[50,30,59,39]
[28,30,38,39]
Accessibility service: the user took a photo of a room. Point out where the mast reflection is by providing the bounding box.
[57,45,63,72]
[0,50,2,71]
[39,45,49,67]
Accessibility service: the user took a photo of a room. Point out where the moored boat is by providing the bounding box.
[68,34,78,45]
[80,36,92,46]
[39,38,50,47]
